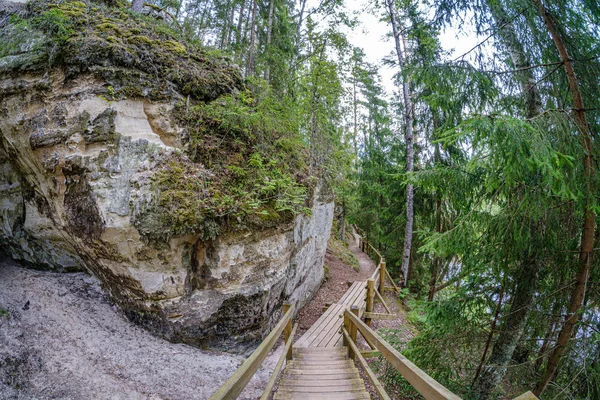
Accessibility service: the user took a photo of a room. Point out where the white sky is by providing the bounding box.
[337,0,482,96]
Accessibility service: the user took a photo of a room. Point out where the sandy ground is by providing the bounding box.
[0,230,413,400]
[0,257,280,400]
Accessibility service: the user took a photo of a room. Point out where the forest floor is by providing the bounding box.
[0,257,279,400]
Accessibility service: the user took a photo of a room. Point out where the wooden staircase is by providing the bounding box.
[274,347,370,400]
[209,229,540,400]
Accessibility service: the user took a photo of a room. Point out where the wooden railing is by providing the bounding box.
[344,307,461,400]
[357,227,383,266]
[209,302,297,400]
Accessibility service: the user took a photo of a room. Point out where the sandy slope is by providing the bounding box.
[0,257,279,400]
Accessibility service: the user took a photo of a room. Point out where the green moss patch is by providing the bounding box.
[1,0,242,102]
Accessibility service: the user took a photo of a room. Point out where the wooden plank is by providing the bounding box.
[260,323,298,400]
[295,304,339,346]
[284,371,360,379]
[363,312,397,320]
[310,305,345,347]
[274,392,370,400]
[295,304,340,347]
[374,288,392,314]
[339,282,360,304]
[344,309,461,400]
[288,362,355,369]
[279,379,365,388]
[359,350,381,358]
[284,368,359,375]
[293,352,347,360]
[209,303,295,400]
[276,387,367,393]
[347,285,367,308]
[294,347,346,353]
[385,268,401,293]
[340,282,362,305]
[342,327,390,400]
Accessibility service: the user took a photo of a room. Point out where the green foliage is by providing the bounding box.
[0,307,9,319]
[323,264,331,281]
[146,86,311,240]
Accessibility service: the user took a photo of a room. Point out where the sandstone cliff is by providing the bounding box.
[0,0,333,351]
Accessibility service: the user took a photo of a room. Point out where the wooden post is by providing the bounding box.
[283,302,293,360]
[343,312,350,356]
[366,279,375,327]
[380,260,386,293]
[359,237,363,250]
[349,306,359,360]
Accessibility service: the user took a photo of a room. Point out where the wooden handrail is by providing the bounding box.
[344,308,461,400]
[260,323,298,400]
[342,327,391,400]
[209,302,295,400]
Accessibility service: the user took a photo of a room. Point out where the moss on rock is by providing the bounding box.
[0,0,243,102]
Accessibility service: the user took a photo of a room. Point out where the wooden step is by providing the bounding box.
[279,378,366,388]
[288,361,355,369]
[274,392,370,400]
[276,386,368,394]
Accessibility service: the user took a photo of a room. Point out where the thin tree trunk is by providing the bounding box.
[219,0,232,49]
[532,0,596,395]
[428,113,441,302]
[264,0,275,81]
[472,256,540,399]
[488,2,542,117]
[353,70,358,163]
[473,281,506,384]
[385,0,414,286]
[225,0,236,48]
[246,0,258,77]
[235,0,246,46]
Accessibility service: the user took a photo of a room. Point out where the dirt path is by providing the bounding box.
[0,257,279,400]
[294,229,376,335]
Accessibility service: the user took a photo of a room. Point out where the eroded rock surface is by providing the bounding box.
[0,0,333,352]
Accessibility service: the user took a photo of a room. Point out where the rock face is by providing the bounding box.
[0,0,333,351]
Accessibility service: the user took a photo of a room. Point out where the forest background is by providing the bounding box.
[123,0,600,398]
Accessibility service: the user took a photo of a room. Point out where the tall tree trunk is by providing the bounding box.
[428,113,441,302]
[532,0,596,395]
[219,0,232,49]
[131,0,144,12]
[353,70,358,163]
[225,0,236,48]
[471,4,546,398]
[235,0,246,46]
[385,0,414,286]
[488,1,542,118]
[472,256,540,399]
[264,0,275,82]
[246,0,258,77]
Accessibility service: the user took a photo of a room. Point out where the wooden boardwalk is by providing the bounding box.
[295,280,371,348]
[210,230,534,400]
[274,263,383,399]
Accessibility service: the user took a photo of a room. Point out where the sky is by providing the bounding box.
[334,0,482,96]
